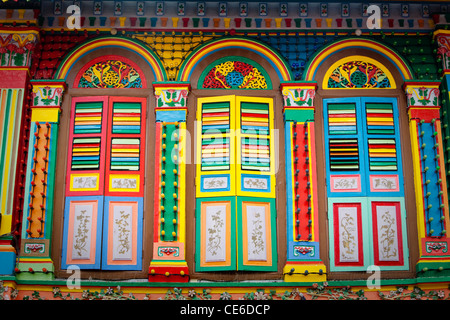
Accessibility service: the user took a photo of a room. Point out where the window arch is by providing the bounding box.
[310,46,418,279]
[323,56,396,89]
[52,44,159,279]
[74,55,147,89]
[183,42,289,281]
[198,56,272,90]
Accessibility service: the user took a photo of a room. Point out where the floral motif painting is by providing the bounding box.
[202,60,268,89]
[77,57,143,88]
[338,206,359,263]
[327,60,391,89]
[71,204,94,260]
[205,205,227,262]
[376,205,399,262]
[112,206,132,261]
[246,205,267,261]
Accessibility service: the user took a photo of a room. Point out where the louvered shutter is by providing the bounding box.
[105,97,146,197]
[195,95,277,272]
[63,96,146,271]
[65,96,108,197]
[63,96,108,269]
[324,97,408,271]
[324,98,366,196]
[102,97,146,270]
[196,96,236,198]
[236,96,276,198]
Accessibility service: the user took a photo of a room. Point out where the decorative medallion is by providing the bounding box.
[201,58,270,89]
[75,56,145,89]
[326,59,392,89]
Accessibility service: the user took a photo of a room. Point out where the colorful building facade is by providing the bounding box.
[1,0,450,300]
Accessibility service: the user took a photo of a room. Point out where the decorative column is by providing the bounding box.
[404,80,450,278]
[435,30,450,75]
[149,82,190,282]
[281,81,327,282]
[436,30,450,206]
[15,80,66,280]
[0,27,39,275]
[433,29,450,278]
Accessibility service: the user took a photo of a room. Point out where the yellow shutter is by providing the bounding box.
[196,96,236,198]
[235,96,276,198]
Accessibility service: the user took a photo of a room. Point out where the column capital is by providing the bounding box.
[153,82,190,108]
[0,27,40,68]
[153,82,190,122]
[280,81,317,108]
[281,81,317,123]
[434,29,450,74]
[30,80,67,123]
[403,80,441,121]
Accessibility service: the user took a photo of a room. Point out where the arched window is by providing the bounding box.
[52,43,161,278]
[311,49,417,278]
[183,50,288,280]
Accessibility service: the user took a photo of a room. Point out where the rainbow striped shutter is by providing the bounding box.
[236,96,275,198]
[325,100,363,175]
[364,102,398,172]
[66,96,109,196]
[196,96,236,197]
[102,97,146,270]
[105,97,146,197]
[324,97,407,271]
[63,96,146,271]
[324,98,403,195]
[63,96,109,270]
[195,95,277,272]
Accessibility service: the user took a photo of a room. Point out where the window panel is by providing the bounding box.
[101,197,143,270]
[196,198,236,271]
[327,103,357,135]
[367,138,398,171]
[196,96,236,198]
[236,96,275,198]
[73,101,103,134]
[371,201,405,267]
[365,103,395,135]
[238,198,277,271]
[61,197,104,269]
[63,96,146,271]
[329,138,360,171]
[324,97,408,271]
[66,97,109,197]
[331,201,365,268]
[195,95,277,272]
[105,97,146,197]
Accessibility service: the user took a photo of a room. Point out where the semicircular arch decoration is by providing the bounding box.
[54,36,167,82]
[323,56,396,89]
[178,36,293,83]
[74,55,146,89]
[303,37,414,83]
[199,56,272,90]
